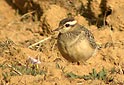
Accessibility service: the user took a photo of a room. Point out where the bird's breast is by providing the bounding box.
[57,32,96,62]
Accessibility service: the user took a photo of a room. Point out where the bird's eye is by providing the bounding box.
[65,24,70,27]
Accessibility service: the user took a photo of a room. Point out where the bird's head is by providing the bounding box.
[55,17,77,33]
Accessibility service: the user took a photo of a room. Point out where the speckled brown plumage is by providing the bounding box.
[56,17,98,62]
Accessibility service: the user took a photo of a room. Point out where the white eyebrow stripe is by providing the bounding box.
[65,20,77,25]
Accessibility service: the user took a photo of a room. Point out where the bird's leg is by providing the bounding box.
[76,61,87,65]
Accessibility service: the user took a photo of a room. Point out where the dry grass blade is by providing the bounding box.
[7,11,36,26]
[28,36,52,48]
[7,64,22,76]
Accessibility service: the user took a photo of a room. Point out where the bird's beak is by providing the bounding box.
[54,26,63,31]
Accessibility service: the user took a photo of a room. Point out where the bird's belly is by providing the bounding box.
[58,39,95,62]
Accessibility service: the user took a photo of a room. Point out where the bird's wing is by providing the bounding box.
[78,26,97,49]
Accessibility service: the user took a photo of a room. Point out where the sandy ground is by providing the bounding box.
[0,0,124,85]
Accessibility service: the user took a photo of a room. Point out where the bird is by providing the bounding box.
[55,17,98,63]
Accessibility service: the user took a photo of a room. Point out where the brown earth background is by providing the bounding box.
[0,0,124,85]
